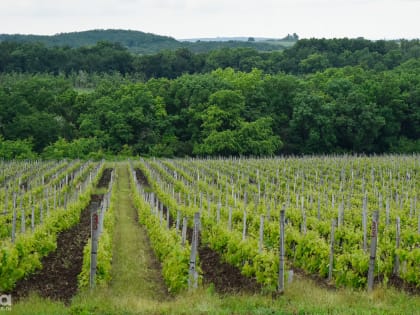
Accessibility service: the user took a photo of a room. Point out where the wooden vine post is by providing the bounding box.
[362,194,367,251]
[393,217,400,276]
[278,206,286,293]
[301,196,307,235]
[175,210,181,232]
[11,193,17,243]
[90,204,99,288]
[20,196,25,233]
[31,204,35,232]
[328,218,336,282]
[4,187,8,215]
[228,206,232,231]
[188,212,200,289]
[367,210,379,292]
[258,215,264,253]
[216,202,221,224]
[242,192,248,240]
[181,217,187,246]
[166,207,170,229]
[242,209,247,240]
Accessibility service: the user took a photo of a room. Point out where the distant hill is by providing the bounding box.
[0,29,297,54]
[0,29,181,54]
[181,33,299,43]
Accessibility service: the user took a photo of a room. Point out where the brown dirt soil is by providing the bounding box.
[384,275,419,295]
[135,168,151,188]
[97,168,113,188]
[198,245,262,294]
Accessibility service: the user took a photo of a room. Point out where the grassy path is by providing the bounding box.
[110,162,167,300]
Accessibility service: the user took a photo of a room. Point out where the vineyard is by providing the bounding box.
[129,155,420,293]
[0,159,107,292]
[0,156,419,314]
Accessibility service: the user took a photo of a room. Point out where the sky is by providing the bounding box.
[0,0,419,40]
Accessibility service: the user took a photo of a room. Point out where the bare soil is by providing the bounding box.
[135,168,151,188]
[385,274,419,295]
[198,245,262,294]
[97,168,113,188]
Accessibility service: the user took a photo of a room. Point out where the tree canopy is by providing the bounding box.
[0,37,419,159]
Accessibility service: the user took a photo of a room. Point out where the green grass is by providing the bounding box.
[9,294,67,315]
[12,279,420,314]
[107,163,167,299]
[10,162,420,315]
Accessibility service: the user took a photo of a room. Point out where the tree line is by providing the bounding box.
[1,38,419,79]
[0,37,419,159]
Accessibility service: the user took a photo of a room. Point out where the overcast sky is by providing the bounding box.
[0,0,419,39]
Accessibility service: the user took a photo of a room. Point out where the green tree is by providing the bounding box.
[193,130,239,156]
[0,136,37,159]
[237,117,282,155]
[42,137,102,159]
[299,53,330,73]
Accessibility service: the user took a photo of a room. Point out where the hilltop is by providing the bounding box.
[0,29,296,54]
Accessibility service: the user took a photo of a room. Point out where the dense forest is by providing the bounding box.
[0,36,419,159]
